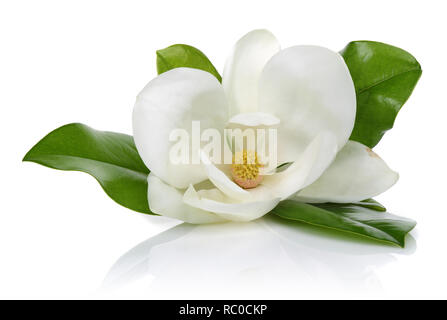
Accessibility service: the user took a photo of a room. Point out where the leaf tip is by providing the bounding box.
[22,152,31,162]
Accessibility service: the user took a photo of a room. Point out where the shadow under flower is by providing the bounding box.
[102,215,416,298]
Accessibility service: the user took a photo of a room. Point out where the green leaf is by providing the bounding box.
[348,198,386,211]
[341,41,422,148]
[156,44,222,82]
[23,123,153,214]
[324,199,386,212]
[271,200,416,247]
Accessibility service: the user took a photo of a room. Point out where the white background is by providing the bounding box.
[1,0,446,299]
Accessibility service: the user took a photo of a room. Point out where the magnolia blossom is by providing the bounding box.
[133,30,398,223]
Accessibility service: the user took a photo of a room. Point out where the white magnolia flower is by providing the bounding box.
[133,30,398,224]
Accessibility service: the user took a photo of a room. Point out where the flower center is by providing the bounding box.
[231,150,263,189]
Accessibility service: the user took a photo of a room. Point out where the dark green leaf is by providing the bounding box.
[348,198,386,211]
[324,199,385,212]
[23,123,153,214]
[271,200,416,247]
[341,41,422,148]
[156,44,222,82]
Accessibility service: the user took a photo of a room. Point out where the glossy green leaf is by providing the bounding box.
[271,200,416,247]
[341,41,422,148]
[23,123,153,214]
[325,199,385,212]
[348,198,386,211]
[156,44,222,82]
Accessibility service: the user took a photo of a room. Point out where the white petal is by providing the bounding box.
[223,29,280,116]
[200,151,249,200]
[259,45,356,165]
[183,184,280,222]
[133,68,228,189]
[294,141,399,203]
[228,112,280,127]
[262,132,338,200]
[147,173,225,224]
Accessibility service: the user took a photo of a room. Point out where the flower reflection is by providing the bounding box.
[102,216,416,299]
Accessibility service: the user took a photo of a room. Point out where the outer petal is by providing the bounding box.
[259,45,356,165]
[147,173,225,224]
[223,29,280,116]
[133,68,228,189]
[262,132,338,200]
[294,141,399,203]
[183,184,280,222]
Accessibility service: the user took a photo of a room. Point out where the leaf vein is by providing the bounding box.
[357,67,421,94]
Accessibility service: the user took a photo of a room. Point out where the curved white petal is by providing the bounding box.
[262,132,338,200]
[294,141,399,203]
[228,112,280,127]
[259,45,356,165]
[183,184,280,222]
[200,151,249,200]
[147,174,225,224]
[223,29,280,116]
[133,68,228,189]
